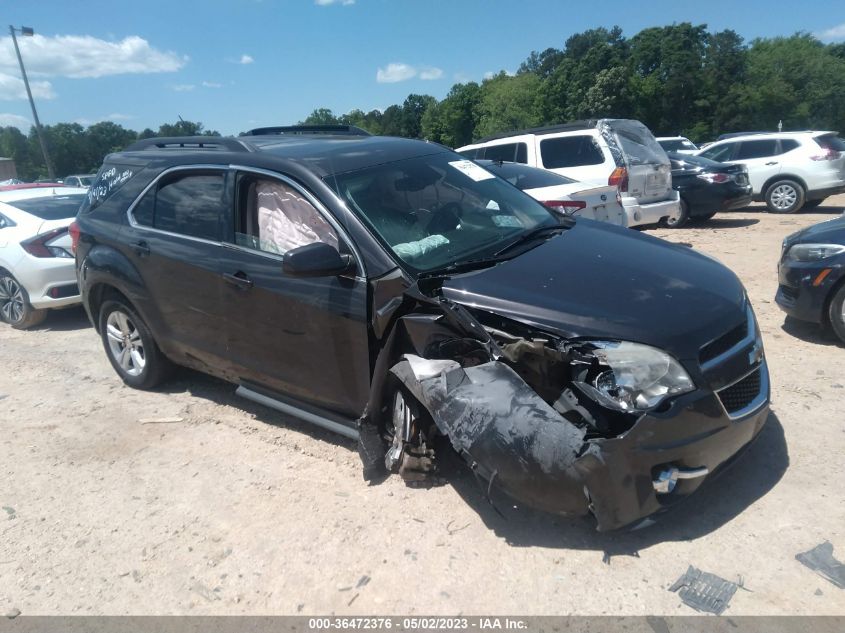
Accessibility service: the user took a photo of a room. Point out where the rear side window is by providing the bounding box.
[482,143,528,164]
[132,171,226,241]
[80,163,139,214]
[540,135,604,168]
[735,140,778,159]
[779,139,799,153]
[7,194,87,220]
[814,134,845,151]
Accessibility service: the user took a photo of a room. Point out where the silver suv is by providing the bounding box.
[457,119,680,228]
[695,131,845,213]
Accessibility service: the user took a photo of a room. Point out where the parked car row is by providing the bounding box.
[0,124,841,534]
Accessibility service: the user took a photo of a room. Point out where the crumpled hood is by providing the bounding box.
[442,219,747,361]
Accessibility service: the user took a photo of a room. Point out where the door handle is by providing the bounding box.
[223,271,254,290]
[133,240,150,257]
[765,161,778,165]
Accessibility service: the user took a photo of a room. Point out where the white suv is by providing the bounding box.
[694,131,845,213]
[456,119,679,228]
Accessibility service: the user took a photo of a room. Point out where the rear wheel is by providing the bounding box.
[0,273,47,330]
[765,179,805,214]
[829,284,845,345]
[99,299,172,389]
[663,198,690,228]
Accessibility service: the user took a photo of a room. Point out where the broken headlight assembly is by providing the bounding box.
[572,341,695,413]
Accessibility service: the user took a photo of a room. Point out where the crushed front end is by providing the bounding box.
[361,279,771,532]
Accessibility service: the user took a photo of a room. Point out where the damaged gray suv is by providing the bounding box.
[73,126,770,531]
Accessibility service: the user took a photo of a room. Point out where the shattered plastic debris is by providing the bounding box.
[796,541,845,589]
[668,565,740,615]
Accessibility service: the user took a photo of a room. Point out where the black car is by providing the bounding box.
[776,215,845,343]
[71,126,770,531]
[665,151,753,227]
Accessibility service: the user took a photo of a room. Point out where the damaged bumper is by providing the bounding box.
[392,355,770,532]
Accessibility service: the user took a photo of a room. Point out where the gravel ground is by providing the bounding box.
[1,197,844,616]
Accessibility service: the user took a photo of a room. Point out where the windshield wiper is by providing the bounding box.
[493,223,568,258]
[417,257,505,279]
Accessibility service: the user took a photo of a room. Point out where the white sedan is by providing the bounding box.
[477,160,626,226]
[0,186,87,329]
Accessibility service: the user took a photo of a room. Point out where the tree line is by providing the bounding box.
[3,23,844,181]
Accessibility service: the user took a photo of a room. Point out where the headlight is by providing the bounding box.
[575,341,695,412]
[786,243,845,262]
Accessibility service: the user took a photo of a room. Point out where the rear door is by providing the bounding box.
[122,167,231,371]
[220,168,370,417]
[608,122,673,204]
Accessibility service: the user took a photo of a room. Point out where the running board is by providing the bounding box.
[235,386,359,440]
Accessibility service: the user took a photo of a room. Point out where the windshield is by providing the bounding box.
[7,194,86,220]
[329,153,559,274]
[478,161,576,189]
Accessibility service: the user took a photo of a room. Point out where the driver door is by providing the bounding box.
[220,170,370,417]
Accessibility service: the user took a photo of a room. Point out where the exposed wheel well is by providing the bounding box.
[761,174,808,197]
[87,284,133,333]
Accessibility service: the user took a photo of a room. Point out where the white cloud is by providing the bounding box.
[239,54,254,65]
[816,22,845,42]
[315,0,355,5]
[483,71,495,80]
[0,72,55,100]
[74,113,135,126]
[202,81,222,88]
[173,84,195,92]
[419,66,443,80]
[0,112,31,129]
[0,34,186,79]
[376,62,442,83]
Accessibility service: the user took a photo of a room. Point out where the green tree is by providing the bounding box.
[421,82,480,147]
[157,119,219,137]
[400,94,437,139]
[475,73,544,139]
[301,108,339,125]
[0,126,37,180]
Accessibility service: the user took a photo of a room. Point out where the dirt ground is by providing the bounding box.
[2,197,845,616]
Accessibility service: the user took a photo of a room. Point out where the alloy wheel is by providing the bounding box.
[0,276,25,324]
[770,184,798,211]
[105,310,146,377]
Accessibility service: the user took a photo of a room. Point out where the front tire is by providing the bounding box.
[765,179,805,214]
[0,273,47,330]
[663,198,690,228]
[829,284,845,346]
[99,299,172,389]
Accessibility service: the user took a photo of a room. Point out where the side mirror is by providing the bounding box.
[282,242,353,277]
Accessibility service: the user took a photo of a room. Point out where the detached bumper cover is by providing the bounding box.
[392,355,770,531]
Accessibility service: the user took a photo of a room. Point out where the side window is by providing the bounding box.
[778,139,799,154]
[735,140,778,160]
[234,176,338,256]
[457,148,479,159]
[131,171,226,241]
[540,135,604,168]
[700,143,735,162]
[482,143,528,163]
[0,213,13,229]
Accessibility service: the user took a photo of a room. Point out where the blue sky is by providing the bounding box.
[2,0,844,135]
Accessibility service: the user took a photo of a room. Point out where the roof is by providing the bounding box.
[118,134,451,178]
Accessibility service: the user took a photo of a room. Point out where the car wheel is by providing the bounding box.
[382,373,436,480]
[0,273,47,330]
[663,198,690,228]
[99,299,172,389]
[803,198,825,209]
[694,211,717,223]
[829,284,845,346]
[765,180,805,214]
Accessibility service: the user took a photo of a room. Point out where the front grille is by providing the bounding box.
[700,321,747,365]
[718,368,762,414]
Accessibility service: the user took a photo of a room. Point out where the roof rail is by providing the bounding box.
[243,125,371,137]
[124,136,254,152]
[476,120,599,143]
